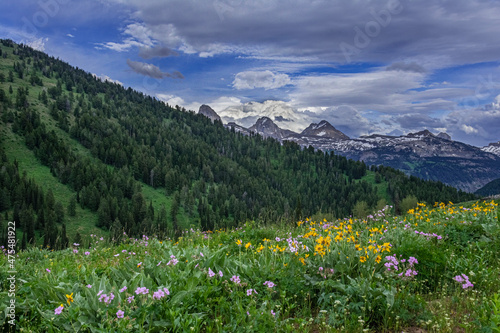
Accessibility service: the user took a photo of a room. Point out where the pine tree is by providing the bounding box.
[54,201,65,223]
[111,218,123,243]
[21,232,27,250]
[295,197,302,222]
[46,189,55,210]
[74,231,82,245]
[171,191,180,235]
[60,223,69,249]
[68,196,76,216]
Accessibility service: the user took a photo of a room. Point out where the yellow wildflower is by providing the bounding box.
[66,293,74,305]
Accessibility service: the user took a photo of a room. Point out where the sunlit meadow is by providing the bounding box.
[1,201,500,332]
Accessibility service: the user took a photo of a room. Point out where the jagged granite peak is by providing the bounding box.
[300,120,350,140]
[249,117,297,140]
[482,141,500,157]
[437,132,452,140]
[198,104,222,123]
[407,129,434,138]
[224,122,253,136]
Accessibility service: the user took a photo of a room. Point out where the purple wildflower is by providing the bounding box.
[263,281,275,288]
[54,305,63,315]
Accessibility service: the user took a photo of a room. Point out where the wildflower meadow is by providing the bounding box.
[1,201,500,332]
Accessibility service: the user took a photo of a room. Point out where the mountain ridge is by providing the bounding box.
[214,105,500,192]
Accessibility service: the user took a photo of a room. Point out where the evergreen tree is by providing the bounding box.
[171,191,180,234]
[74,231,82,245]
[111,218,123,243]
[54,201,65,223]
[68,196,76,216]
[294,197,302,221]
[46,189,55,210]
[21,231,27,250]
[60,223,69,249]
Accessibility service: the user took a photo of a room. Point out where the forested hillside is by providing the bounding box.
[0,40,475,248]
[475,178,500,197]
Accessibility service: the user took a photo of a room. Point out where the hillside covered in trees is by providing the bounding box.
[0,40,475,248]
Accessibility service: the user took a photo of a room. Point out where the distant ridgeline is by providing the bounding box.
[475,178,500,197]
[0,40,475,247]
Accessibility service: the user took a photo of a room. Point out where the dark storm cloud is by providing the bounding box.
[126,59,183,79]
[394,113,444,130]
[139,45,178,59]
[120,0,500,66]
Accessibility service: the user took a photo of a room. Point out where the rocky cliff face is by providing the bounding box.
[198,104,222,123]
[248,117,297,140]
[482,141,500,157]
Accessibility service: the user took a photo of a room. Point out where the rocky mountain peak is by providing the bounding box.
[198,104,222,123]
[481,141,500,157]
[249,117,297,140]
[437,132,452,140]
[407,129,434,138]
[300,120,350,140]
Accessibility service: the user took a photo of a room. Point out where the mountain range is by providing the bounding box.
[217,109,500,192]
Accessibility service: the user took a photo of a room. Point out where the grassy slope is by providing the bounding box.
[359,172,390,202]
[0,43,190,238]
[3,125,101,237]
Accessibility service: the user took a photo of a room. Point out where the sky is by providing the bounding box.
[1,0,500,147]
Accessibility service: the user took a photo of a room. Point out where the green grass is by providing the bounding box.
[2,124,102,239]
[359,171,390,202]
[2,200,499,332]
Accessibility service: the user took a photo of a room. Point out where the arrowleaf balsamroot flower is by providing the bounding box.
[66,293,74,305]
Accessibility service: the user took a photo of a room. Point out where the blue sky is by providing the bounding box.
[1,0,500,146]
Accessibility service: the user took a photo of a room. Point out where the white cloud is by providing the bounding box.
[26,37,48,51]
[233,70,291,90]
[156,94,199,112]
[67,33,75,38]
[92,73,123,86]
[444,99,500,146]
[290,70,426,112]
[461,124,478,134]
